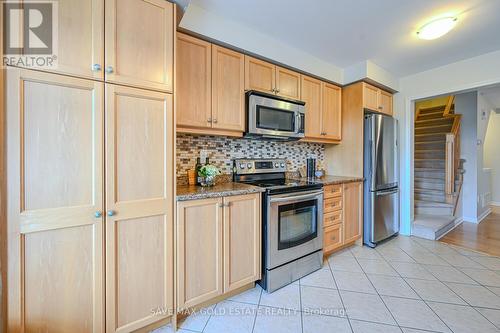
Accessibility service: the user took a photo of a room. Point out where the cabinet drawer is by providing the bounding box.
[324,184,342,198]
[324,197,342,213]
[324,224,343,253]
[324,211,342,228]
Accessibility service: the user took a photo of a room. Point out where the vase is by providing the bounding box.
[200,175,216,187]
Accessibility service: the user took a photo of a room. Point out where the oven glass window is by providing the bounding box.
[278,199,317,250]
[256,106,295,132]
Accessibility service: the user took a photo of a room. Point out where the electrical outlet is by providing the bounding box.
[200,150,208,164]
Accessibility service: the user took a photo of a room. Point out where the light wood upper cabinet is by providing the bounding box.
[212,45,245,132]
[105,0,174,92]
[343,182,363,244]
[33,0,104,79]
[379,90,393,116]
[244,56,276,94]
[223,194,261,292]
[276,66,301,99]
[362,83,393,115]
[176,33,212,129]
[177,198,224,310]
[301,75,323,138]
[322,83,342,140]
[6,69,104,332]
[105,84,173,332]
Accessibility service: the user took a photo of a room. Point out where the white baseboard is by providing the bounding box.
[490,201,500,207]
[477,208,492,224]
[436,217,463,240]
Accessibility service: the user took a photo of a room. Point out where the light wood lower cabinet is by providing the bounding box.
[6,68,105,332]
[176,193,261,310]
[105,85,174,332]
[323,182,363,255]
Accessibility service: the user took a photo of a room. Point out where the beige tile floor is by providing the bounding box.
[154,236,500,333]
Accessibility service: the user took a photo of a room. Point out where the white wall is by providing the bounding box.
[455,92,478,222]
[395,49,500,235]
[484,112,500,205]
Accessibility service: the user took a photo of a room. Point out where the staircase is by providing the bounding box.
[413,97,464,240]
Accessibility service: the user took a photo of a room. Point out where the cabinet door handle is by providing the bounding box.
[213,118,218,123]
[276,89,280,93]
[94,211,103,218]
[105,66,114,74]
[207,118,212,123]
[92,64,101,72]
[378,106,383,110]
[107,210,116,217]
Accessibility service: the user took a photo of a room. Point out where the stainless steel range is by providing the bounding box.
[233,159,324,292]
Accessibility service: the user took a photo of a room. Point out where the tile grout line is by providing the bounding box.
[250,285,263,333]
[375,239,456,333]
[326,250,355,333]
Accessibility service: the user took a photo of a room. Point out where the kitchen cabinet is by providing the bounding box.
[177,35,245,136]
[212,45,246,132]
[19,0,105,79]
[176,33,212,129]
[176,193,261,310]
[343,182,363,244]
[301,75,342,143]
[362,83,393,115]
[223,194,261,292]
[105,85,174,332]
[245,56,301,99]
[6,68,105,332]
[322,83,342,140]
[322,182,363,255]
[105,0,174,92]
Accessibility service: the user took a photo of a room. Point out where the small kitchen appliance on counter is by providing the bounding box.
[233,159,323,292]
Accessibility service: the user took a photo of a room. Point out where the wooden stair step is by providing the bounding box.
[414,200,452,208]
[415,118,455,127]
[418,105,446,114]
[415,124,453,135]
[415,133,447,142]
[417,111,446,121]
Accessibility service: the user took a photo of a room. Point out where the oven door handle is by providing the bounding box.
[269,191,323,203]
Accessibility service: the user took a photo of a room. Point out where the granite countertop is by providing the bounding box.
[294,175,364,186]
[176,182,265,201]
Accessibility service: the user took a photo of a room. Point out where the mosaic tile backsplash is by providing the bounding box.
[177,134,325,183]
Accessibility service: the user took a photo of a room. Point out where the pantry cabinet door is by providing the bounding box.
[322,83,342,141]
[244,56,276,94]
[6,69,104,333]
[301,75,323,139]
[343,182,363,244]
[223,194,261,292]
[212,45,245,132]
[105,84,174,332]
[177,198,224,310]
[15,0,104,79]
[276,66,301,100]
[105,0,174,92]
[177,33,212,129]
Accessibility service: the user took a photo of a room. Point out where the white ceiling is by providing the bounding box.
[185,0,500,77]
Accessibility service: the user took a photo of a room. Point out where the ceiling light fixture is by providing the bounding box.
[417,17,457,40]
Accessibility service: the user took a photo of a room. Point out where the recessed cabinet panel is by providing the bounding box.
[212,45,245,131]
[380,90,393,116]
[6,69,104,332]
[322,83,342,140]
[343,182,363,244]
[105,0,173,92]
[301,75,323,139]
[105,84,173,332]
[244,56,275,94]
[363,83,379,111]
[276,66,301,100]
[177,33,212,129]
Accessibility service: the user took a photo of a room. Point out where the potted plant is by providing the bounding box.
[198,164,220,187]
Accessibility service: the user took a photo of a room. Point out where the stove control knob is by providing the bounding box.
[280,163,285,168]
[274,163,279,168]
[239,163,246,169]
[247,163,253,169]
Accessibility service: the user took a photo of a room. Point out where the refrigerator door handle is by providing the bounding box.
[375,188,398,196]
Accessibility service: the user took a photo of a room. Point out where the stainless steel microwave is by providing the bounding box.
[246,91,305,140]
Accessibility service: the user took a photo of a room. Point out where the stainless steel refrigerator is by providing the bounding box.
[363,113,399,247]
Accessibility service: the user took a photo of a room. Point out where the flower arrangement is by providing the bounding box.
[198,164,220,186]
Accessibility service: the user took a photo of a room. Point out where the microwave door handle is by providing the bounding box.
[295,113,301,133]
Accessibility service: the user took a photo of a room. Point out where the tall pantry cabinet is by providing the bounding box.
[5,1,175,332]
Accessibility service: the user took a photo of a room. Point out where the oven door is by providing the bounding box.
[248,93,304,138]
[266,190,323,269]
